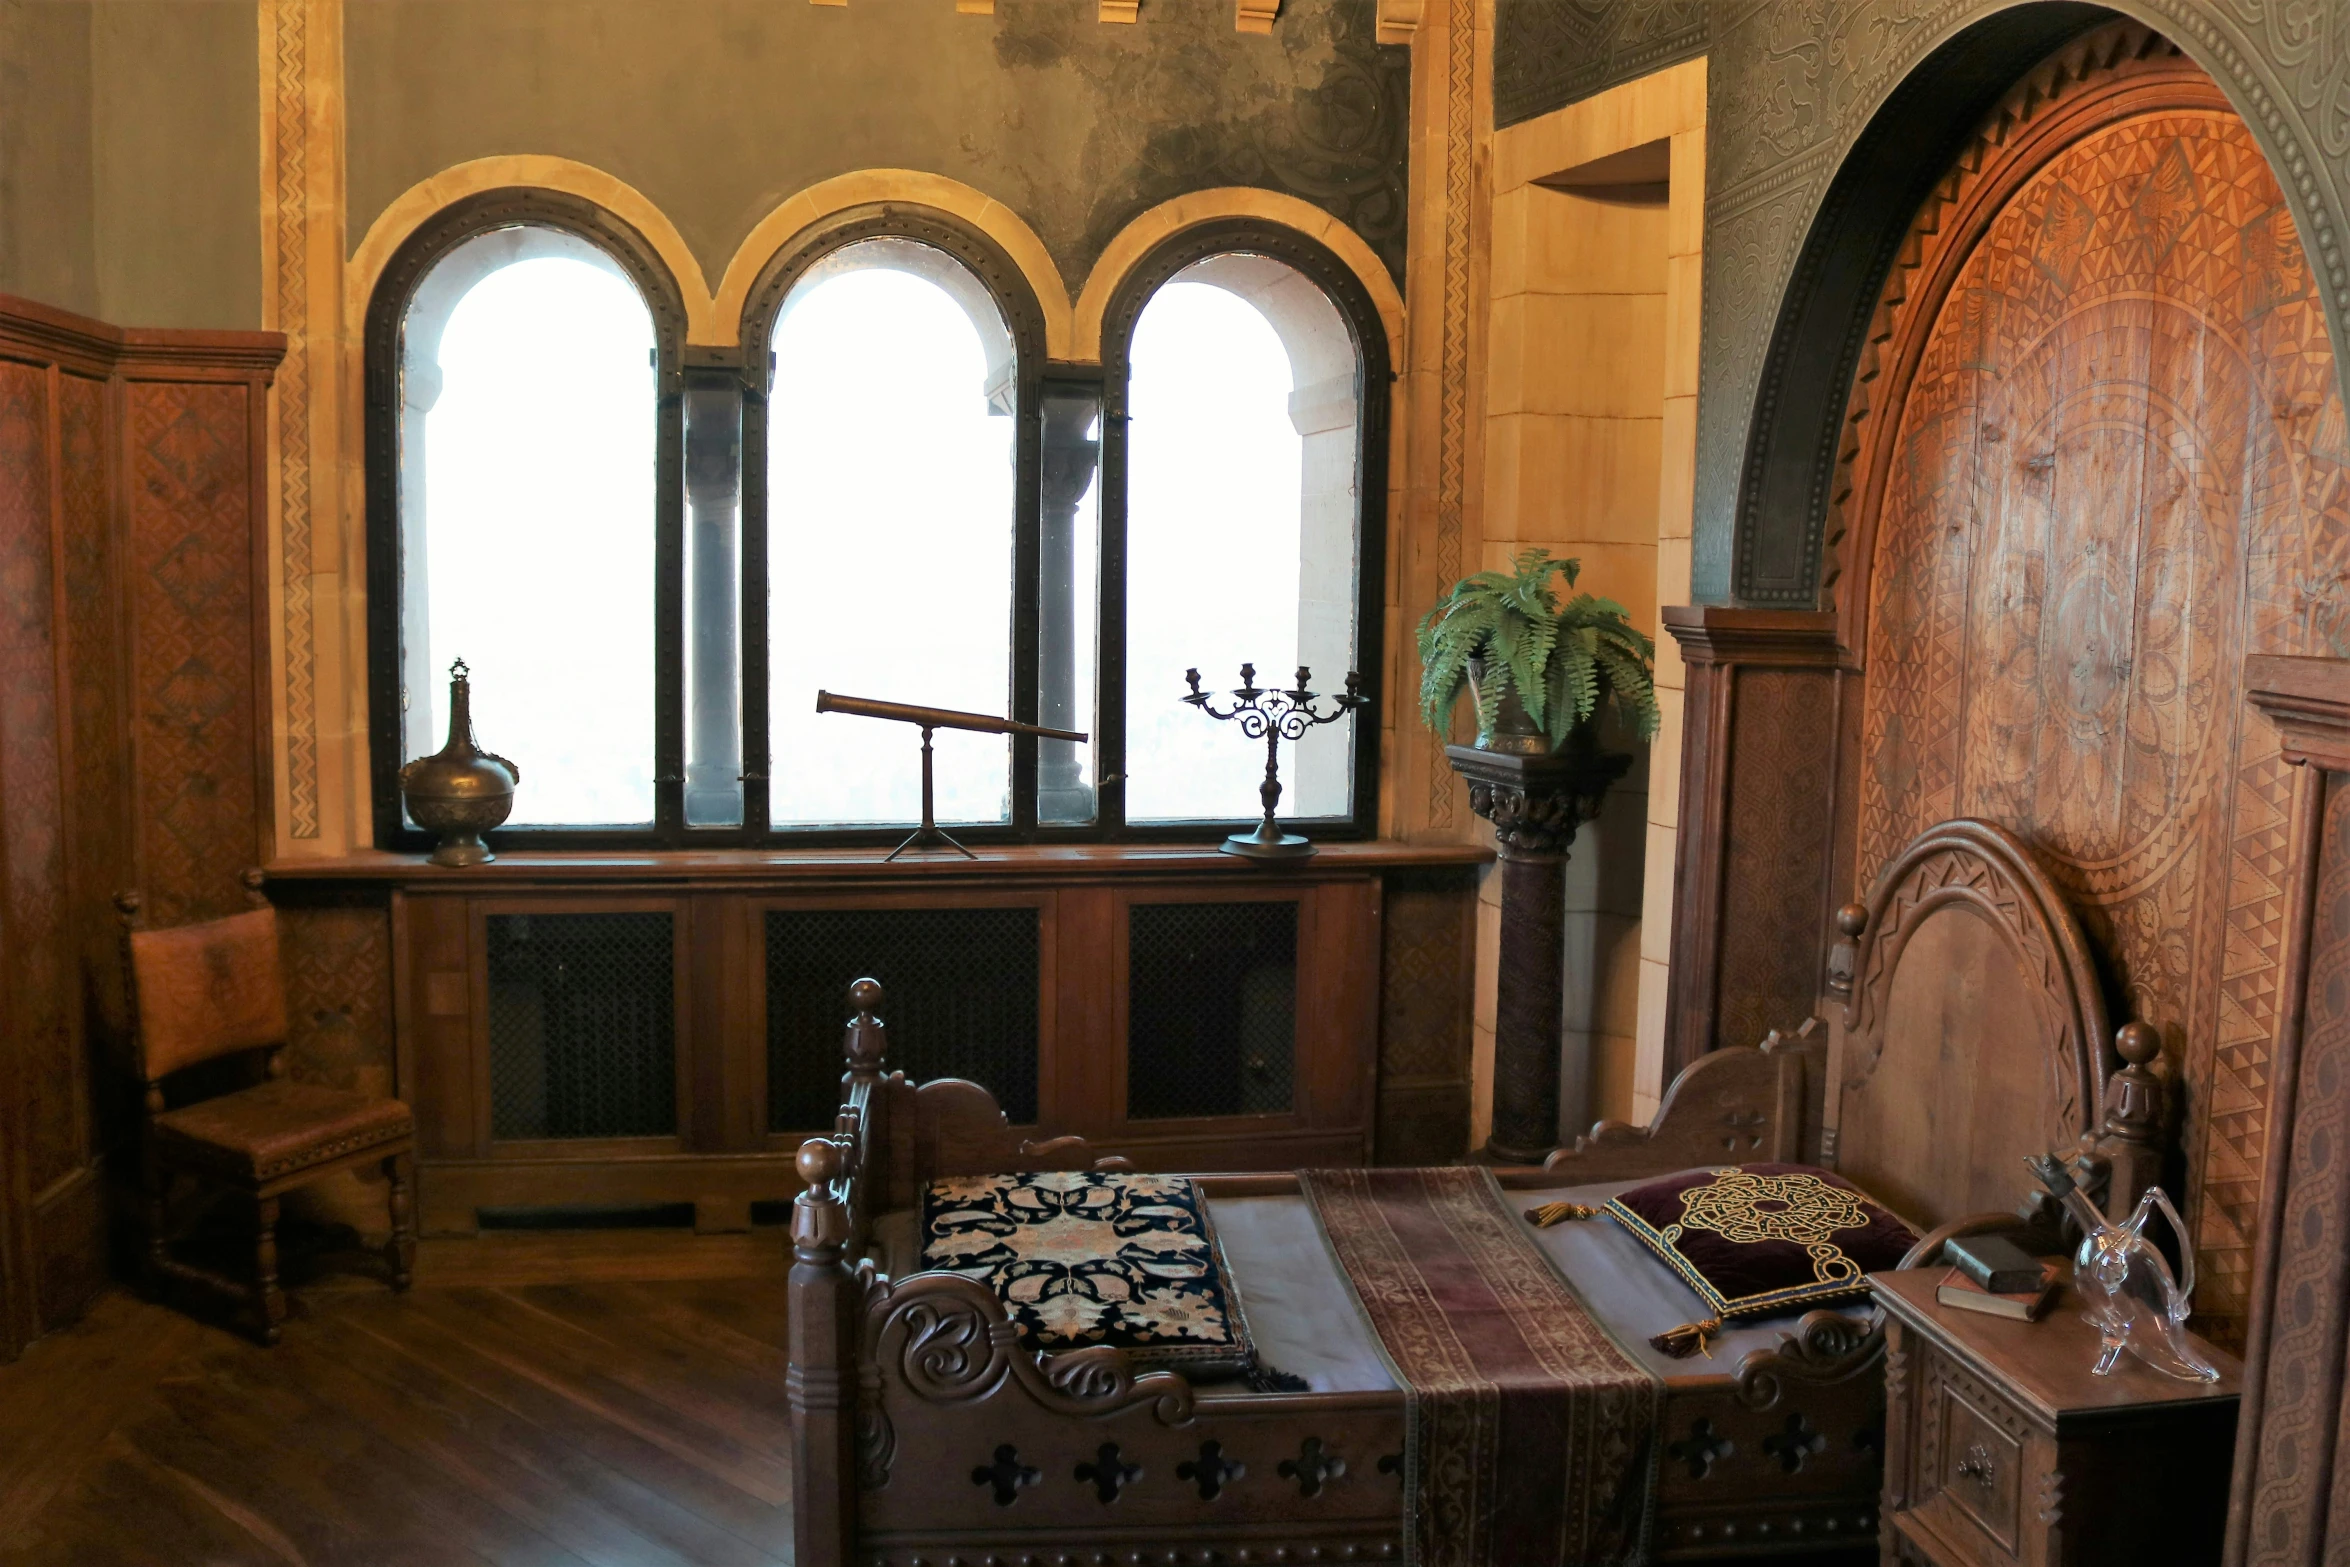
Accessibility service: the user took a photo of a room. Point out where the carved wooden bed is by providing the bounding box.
[784,819,2171,1565]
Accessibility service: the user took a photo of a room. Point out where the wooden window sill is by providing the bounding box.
[264,839,1491,888]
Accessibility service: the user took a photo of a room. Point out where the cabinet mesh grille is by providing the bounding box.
[487,912,676,1140]
[1127,901,1296,1121]
[766,906,1041,1133]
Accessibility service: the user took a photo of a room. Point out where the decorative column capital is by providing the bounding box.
[1445,743,1632,858]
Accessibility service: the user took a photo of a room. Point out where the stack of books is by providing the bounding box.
[1933,1233,2062,1321]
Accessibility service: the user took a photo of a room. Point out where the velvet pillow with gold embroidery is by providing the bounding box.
[1603,1162,1918,1322]
[922,1170,1257,1380]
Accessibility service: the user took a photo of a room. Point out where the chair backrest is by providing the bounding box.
[128,906,287,1083]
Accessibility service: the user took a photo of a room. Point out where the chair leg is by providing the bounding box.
[254,1195,285,1346]
[384,1152,415,1292]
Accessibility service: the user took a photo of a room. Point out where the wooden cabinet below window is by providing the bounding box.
[267,843,1483,1233]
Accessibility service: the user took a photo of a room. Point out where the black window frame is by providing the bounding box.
[736,203,1050,845]
[365,187,690,852]
[1094,218,1391,843]
[366,197,1389,851]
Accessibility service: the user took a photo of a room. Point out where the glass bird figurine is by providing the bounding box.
[2026,1153,2219,1382]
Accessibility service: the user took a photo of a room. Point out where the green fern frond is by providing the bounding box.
[1416,547,1658,747]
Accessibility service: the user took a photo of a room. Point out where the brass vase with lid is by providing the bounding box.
[399,659,520,866]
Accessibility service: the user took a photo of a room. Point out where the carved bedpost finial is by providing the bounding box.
[2086,1021,2167,1224]
[843,977,887,1081]
[1825,903,1869,1005]
[2103,1022,2164,1143]
[793,1137,847,1262]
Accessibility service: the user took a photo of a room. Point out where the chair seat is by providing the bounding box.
[152,1081,414,1186]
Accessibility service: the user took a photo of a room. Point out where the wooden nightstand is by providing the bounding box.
[1871,1268,2240,1566]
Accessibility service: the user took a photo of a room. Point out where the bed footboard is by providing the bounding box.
[791,1137,1407,1566]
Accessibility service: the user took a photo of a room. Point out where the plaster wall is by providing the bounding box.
[89,0,260,330]
[344,0,1407,299]
[0,0,258,329]
[0,0,96,318]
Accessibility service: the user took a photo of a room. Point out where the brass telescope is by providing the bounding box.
[814,690,1089,860]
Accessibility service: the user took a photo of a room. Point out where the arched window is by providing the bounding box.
[368,195,684,844]
[366,200,1383,849]
[762,239,1019,827]
[1107,233,1383,829]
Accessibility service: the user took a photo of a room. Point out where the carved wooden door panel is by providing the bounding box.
[1841,32,2350,1331]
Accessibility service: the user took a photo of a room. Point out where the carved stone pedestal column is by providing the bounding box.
[1447,742,1632,1162]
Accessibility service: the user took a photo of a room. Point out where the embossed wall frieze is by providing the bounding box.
[1491,0,1708,130]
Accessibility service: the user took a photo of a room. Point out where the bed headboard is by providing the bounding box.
[1825,817,2164,1230]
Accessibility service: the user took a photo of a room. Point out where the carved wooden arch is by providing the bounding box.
[1823,18,2349,1320]
[1821,21,2205,634]
[1831,818,2113,1227]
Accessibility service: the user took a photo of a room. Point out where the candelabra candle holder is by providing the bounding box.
[1182,663,1369,860]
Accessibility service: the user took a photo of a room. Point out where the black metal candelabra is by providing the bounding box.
[1182,663,1370,860]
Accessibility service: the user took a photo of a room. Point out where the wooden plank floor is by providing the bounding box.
[0,1232,1873,1567]
[0,1234,795,1567]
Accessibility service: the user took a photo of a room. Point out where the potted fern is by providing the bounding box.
[1416,548,1660,753]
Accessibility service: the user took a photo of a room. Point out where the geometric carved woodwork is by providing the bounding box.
[1373,866,1477,1164]
[2226,656,2350,1567]
[0,293,279,1361]
[1836,32,2349,1332]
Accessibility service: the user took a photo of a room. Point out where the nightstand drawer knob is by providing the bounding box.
[1956,1443,1996,1488]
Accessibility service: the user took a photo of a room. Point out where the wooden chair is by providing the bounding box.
[121,875,416,1344]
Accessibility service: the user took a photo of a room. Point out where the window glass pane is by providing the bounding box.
[401,226,657,827]
[1125,256,1361,822]
[767,239,1016,826]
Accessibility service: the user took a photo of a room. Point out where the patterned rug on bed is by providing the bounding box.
[1301,1166,1661,1567]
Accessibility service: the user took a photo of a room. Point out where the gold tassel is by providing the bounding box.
[1524,1201,1600,1227]
[1649,1318,1724,1360]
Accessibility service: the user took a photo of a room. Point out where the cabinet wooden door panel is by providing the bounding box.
[384,864,1415,1231]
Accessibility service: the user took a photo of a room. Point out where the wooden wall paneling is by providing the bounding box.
[2227,656,2350,1567]
[687,893,765,1228]
[0,300,280,1351]
[1373,865,1477,1164]
[1660,606,1844,1082]
[54,369,129,1235]
[402,892,475,1165]
[0,358,77,1283]
[0,352,56,1362]
[276,894,395,1098]
[1053,883,1117,1140]
[1831,47,2350,1333]
[119,366,273,928]
[1302,876,1381,1156]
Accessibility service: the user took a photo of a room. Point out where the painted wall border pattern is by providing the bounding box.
[1422,0,1476,832]
[260,0,325,839]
